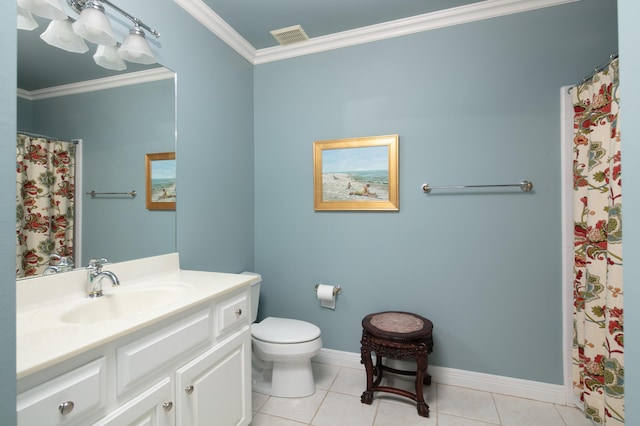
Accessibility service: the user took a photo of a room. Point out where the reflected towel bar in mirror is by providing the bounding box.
[87,190,137,198]
[421,181,533,193]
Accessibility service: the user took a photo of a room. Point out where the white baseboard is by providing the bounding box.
[312,348,567,406]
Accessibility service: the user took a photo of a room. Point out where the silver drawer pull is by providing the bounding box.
[235,308,242,317]
[58,401,74,415]
[185,385,194,395]
[162,401,173,412]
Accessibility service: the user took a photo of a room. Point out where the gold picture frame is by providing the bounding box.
[145,152,176,210]
[313,134,398,211]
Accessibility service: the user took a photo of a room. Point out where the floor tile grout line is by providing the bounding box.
[309,382,331,425]
[490,392,503,425]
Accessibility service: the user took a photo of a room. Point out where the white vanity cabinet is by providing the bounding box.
[17,284,252,426]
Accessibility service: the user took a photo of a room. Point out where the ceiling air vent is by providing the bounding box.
[270,25,309,46]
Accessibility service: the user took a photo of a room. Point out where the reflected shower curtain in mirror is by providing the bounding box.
[570,57,623,425]
[16,134,76,278]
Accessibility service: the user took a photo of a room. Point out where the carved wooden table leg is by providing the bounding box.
[415,342,429,417]
[360,331,374,404]
[373,353,384,386]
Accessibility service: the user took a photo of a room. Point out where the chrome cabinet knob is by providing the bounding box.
[162,401,173,412]
[235,308,242,316]
[58,401,74,415]
[185,385,194,395]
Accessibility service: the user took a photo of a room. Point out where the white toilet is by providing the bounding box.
[244,273,322,398]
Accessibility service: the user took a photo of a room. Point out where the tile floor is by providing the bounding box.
[250,363,595,426]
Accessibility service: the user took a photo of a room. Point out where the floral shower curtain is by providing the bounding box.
[570,57,623,425]
[16,134,76,278]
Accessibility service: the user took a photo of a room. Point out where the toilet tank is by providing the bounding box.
[241,272,261,323]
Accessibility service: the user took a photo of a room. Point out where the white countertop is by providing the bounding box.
[16,253,258,379]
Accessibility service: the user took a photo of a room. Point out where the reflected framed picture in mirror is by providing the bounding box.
[145,152,176,210]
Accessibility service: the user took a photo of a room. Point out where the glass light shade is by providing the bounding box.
[117,28,156,65]
[17,6,38,31]
[72,2,117,46]
[40,19,89,53]
[93,45,126,71]
[17,0,67,20]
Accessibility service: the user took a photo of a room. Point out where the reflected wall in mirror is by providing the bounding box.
[17,18,177,279]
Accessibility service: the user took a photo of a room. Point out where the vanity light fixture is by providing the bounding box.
[93,44,126,71]
[68,0,160,63]
[18,0,67,21]
[17,6,39,31]
[18,0,160,68]
[117,25,155,65]
[40,18,89,53]
[71,0,116,45]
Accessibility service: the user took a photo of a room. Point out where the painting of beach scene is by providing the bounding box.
[145,152,176,210]
[313,135,398,211]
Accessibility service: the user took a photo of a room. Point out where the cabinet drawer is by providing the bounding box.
[216,292,249,336]
[92,378,172,426]
[117,308,211,394]
[17,357,106,426]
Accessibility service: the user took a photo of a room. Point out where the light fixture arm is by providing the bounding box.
[65,0,160,38]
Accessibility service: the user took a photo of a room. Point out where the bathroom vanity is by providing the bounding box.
[16,254,256,426]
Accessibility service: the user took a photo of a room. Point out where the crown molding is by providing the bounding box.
[254,0,579,64]
[17,67,175,101]
[176,0,578,65]
[173,0,256,63]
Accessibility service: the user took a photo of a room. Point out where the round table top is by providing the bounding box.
[362,311,433,340]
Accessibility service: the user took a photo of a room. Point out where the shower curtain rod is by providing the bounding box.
[18,131,78,144]
[581,53,618,83]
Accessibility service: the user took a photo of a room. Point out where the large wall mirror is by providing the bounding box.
[17,16,177,279]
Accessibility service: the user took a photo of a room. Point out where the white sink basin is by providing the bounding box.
[60,285,190,324]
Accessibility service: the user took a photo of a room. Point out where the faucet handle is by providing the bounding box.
[58,256,74,268]
[87,258,109,271]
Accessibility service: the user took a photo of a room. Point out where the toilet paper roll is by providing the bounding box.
[317,284,336,309]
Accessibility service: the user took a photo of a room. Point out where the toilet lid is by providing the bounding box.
[252,317,321,343]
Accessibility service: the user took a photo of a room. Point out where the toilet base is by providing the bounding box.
[252,358,316,398]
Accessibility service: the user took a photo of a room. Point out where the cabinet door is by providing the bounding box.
[92,378,174,426]
[175,327,251,426]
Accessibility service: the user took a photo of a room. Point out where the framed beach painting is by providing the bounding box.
[313,134,398,211]
[145,152,176,210]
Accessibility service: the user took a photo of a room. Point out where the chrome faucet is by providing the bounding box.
[86,258,120,298]
[43,254,74,275]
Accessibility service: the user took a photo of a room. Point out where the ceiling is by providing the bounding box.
[18,0,551,91]
[201,0,484,50]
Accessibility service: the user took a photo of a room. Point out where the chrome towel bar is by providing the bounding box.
[87,190,137,198]
[422,180,533,193]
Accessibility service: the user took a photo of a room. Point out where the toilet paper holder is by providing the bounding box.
[314,283,342,296]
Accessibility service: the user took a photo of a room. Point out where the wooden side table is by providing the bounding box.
[360,311,434,417]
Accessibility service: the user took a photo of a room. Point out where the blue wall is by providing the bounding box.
[26,79,176,265]
[254,0,617,384]
[619,0,639,423]
[141,2,256,273]
[3,0,640,422]
[16,97,31,131]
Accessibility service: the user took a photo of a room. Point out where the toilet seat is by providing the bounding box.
[252,317,321,343]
